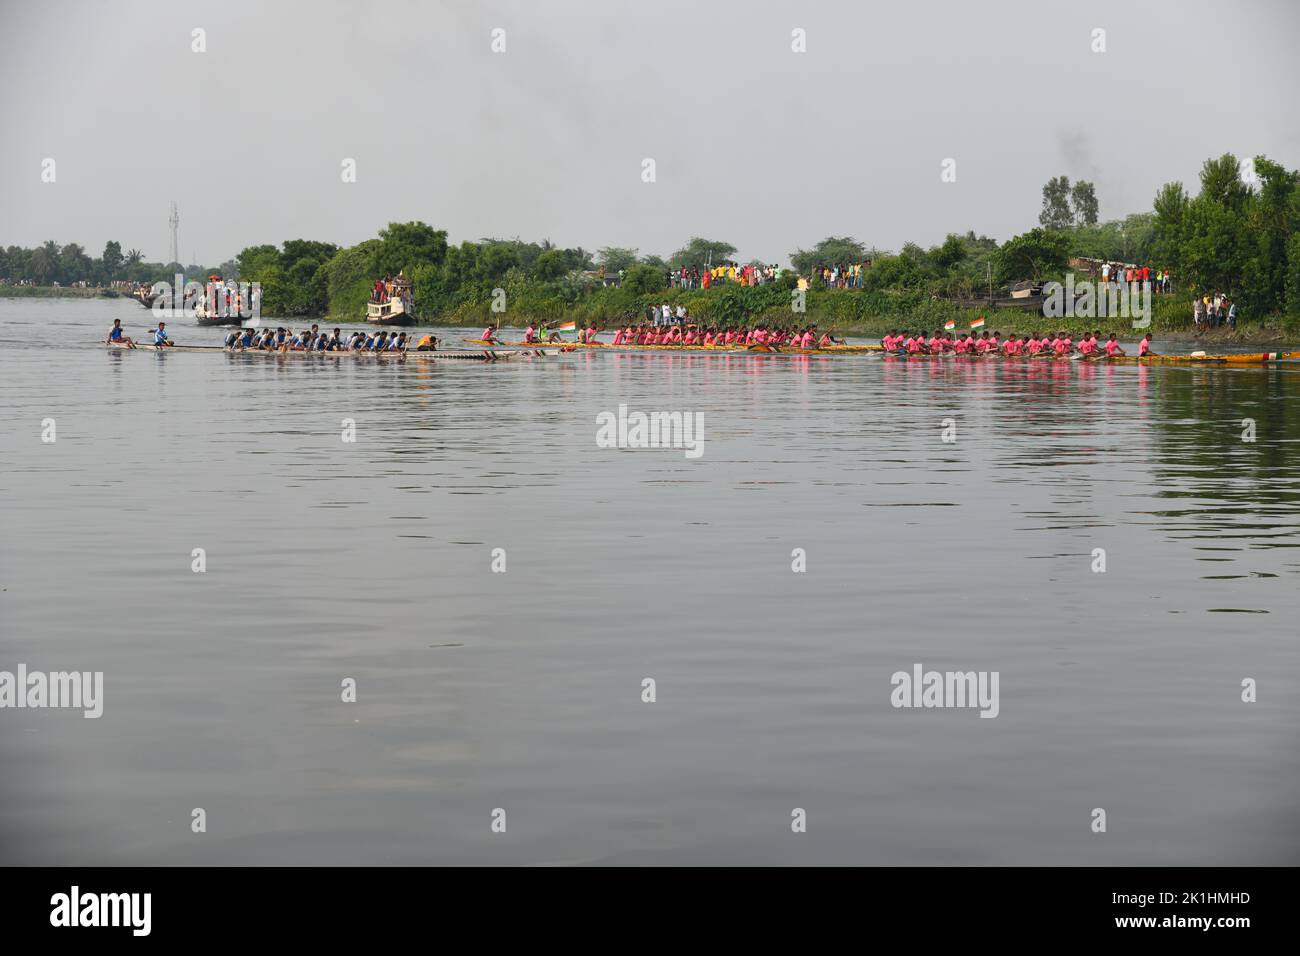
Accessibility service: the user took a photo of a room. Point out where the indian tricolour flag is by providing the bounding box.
[555,320,576,332]
[969,316,986,330]
[943,320,956,331]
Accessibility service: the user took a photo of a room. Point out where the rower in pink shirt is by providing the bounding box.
[1105,333,1124,356]
[1003,336,1021,356]
[482,326,499,344]
[1138,333,1155,356]
[1052,335,1069,356]
[1077,335,1097,356]
[800,330,814,348]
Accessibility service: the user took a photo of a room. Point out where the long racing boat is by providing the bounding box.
[461,338,1299,365]
[106,342,531,361]
[463,338,879,355]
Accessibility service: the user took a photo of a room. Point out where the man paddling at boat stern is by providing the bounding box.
[107,319,136,348]
[152,321,172,347]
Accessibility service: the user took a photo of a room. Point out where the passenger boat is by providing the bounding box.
[194,274,248,326]
[366,275,414,325]
[194,304,245,327]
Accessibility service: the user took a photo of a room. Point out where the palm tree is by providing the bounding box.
[125,249,144,265]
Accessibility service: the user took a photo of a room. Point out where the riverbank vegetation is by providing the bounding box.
[4,154,1297,337]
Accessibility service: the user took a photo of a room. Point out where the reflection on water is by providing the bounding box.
[0,300,1297,865]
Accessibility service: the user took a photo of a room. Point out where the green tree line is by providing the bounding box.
[6,153,1297,326]
[0,240,234,289]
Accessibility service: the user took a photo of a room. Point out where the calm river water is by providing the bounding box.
[1,298,1297,865]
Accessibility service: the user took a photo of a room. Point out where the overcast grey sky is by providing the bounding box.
[2,0,1298,266]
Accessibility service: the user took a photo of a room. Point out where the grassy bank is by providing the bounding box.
[0,286,126,299]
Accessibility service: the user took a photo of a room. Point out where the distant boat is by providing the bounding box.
[194,305,244,326]
[194,275,247,325]
[366,275,414,325]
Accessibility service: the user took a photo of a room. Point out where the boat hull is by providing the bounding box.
[366,300,412,325]
[106,342,521,361]
[459,338,1300,365]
